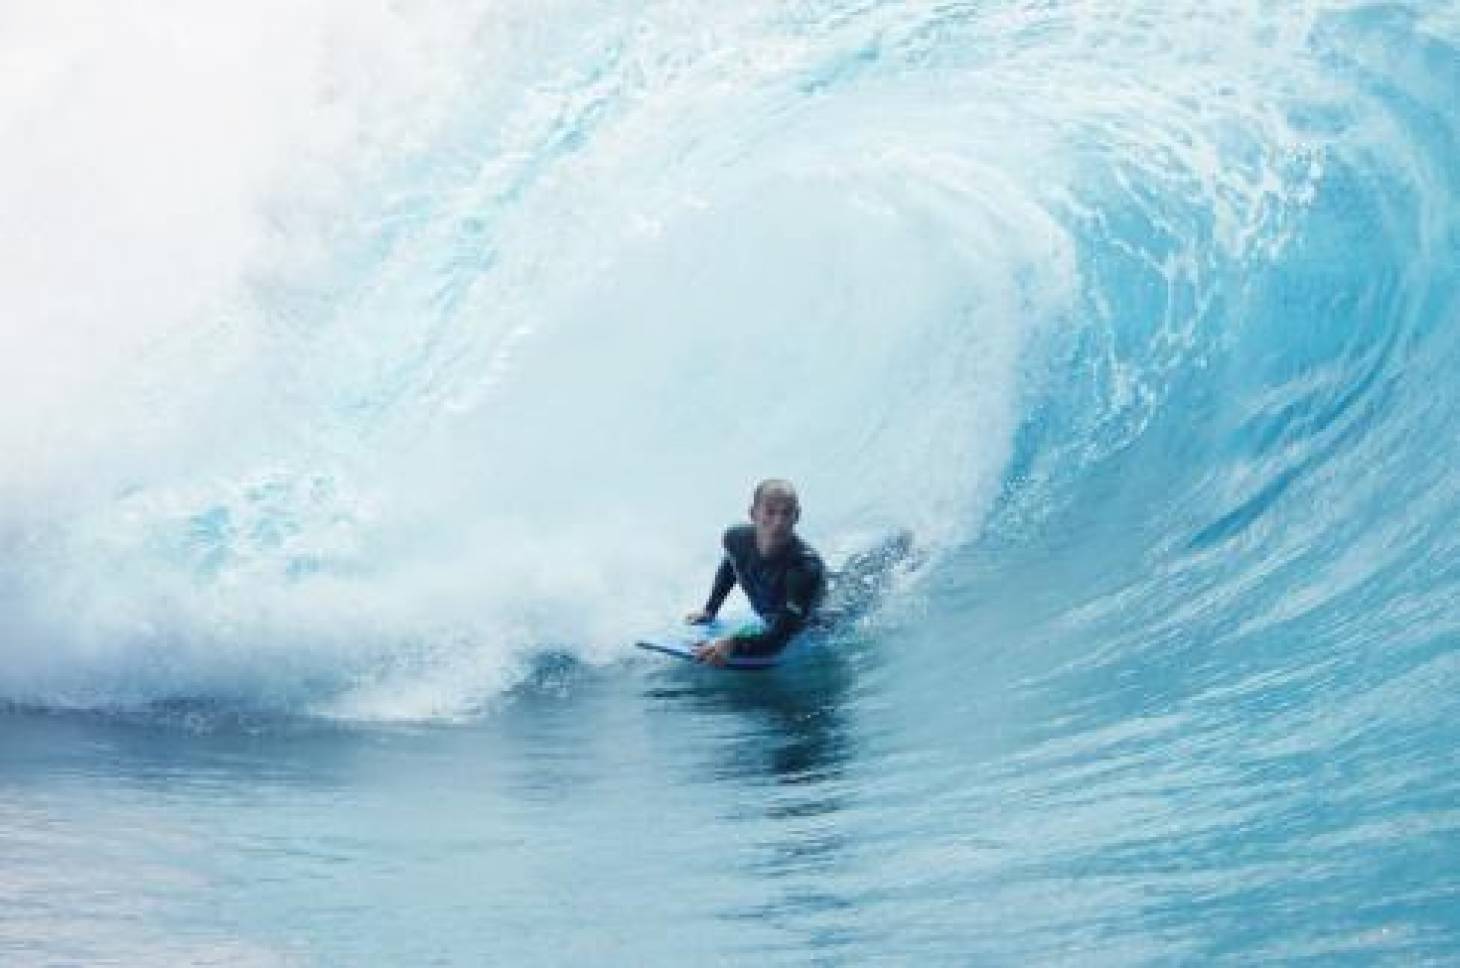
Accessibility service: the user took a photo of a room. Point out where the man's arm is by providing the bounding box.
[729,562,823,658]
[689,530,742,625]
[702,556,736,618]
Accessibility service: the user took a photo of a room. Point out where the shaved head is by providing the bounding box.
[751,478,800,512]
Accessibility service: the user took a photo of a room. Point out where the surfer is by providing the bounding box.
[687,479,827,666]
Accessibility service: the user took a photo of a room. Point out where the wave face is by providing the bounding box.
[2,0,1457,735]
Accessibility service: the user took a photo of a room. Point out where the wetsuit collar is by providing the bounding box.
[755,534,797,560]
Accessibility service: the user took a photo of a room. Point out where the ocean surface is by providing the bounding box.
[2,1,1458,963]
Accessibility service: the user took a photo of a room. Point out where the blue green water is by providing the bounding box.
[3,1,1458,963]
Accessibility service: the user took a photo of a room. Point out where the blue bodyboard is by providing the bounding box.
[634,617,785,671]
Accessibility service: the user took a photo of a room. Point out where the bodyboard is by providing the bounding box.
[634,617,784,671]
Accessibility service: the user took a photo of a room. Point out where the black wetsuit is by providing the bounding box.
[702,524,827,658]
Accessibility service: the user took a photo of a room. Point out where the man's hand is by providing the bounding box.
[684,609,714,625]
[693,638,735,666]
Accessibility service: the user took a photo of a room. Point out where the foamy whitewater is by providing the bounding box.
[2,1,1457,963]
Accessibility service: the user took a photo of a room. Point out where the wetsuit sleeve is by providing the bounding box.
[732,560,824,658]
[703,556,736,616]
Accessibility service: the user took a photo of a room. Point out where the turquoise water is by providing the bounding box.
[3,1,1458,963]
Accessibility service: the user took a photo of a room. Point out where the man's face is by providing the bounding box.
[751,495,798,549]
